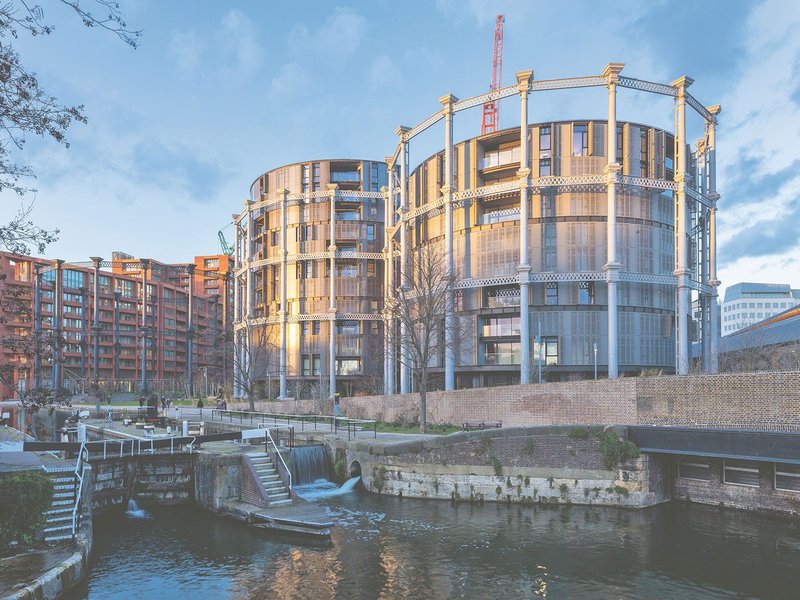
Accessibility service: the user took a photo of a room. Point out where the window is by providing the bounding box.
[312,321,320,335]
[539,158,551,177]
[367,262,376,277]
[482,315,520,337]
[336,358,360,375]
[312,162,320,191]
[12,260,30,282]
[302,322,310,336]
[543,336,559,365]
[640,129,649,177]
[366,224,375,240]
[546,282,558,305]
[270,231,279,246]
[336,321,359,335]
[481,206,520,225]
[484,341,519,365]
[775,463,800,492]
[616,125,624,163]
[63,269,84,289]
[486,286,520,308]
[302,164,310,193]
[204,258,219,269]
[572,124,588,156]
[579,282,595,305]
[302,354,321,376]
[678,460,711,481]
[723,459,760,487]
[336,208,360,221]
[539,126,551,158]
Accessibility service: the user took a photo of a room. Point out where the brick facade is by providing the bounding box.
[232,372,800,433]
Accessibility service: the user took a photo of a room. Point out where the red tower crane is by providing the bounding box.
[481,14,505,135]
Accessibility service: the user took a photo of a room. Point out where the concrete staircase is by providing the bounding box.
[246,452,292,507]
[44,471,77,542]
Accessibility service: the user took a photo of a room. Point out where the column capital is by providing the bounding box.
[602,62,624,84]
[186,264,195,274]
[52,258,64,269]
[327,183,339,194]
[395,125,411,142]
[438,93,458,111]
[603,163,622,182]
[707,104,722,117]
[674,172,686,184]
[517,265,531,275]
[707,191,720,202]
[515,69,534,92]
[244,199,253,210]
[440,184,453,197]
[603,262,622,278]
[380,185,388,195]
[328,244,337,253]
[670,75,694,95]
[90,256,103,267]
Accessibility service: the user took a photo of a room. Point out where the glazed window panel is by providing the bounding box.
[572,124,588,157]
[775,463,800,493]
[678,460,711,481]
[723,459,760,487]
[546,282,558,305]
[539,126,551,157]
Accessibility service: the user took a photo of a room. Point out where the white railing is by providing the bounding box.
[71,442,88,538]
[258,424,293,490]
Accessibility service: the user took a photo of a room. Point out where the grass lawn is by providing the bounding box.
[373,422,461,435]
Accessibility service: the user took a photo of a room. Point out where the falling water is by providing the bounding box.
[290,445,329,484]
[294,477,361,502]
[126,498,150,519]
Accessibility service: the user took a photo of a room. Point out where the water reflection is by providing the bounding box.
[70,493,800,599]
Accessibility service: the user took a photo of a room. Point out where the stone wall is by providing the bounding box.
[331,427,668,508]
[193,452,242,512]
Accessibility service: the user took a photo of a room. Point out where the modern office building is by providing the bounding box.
[0,251,231,399]
[721,282,800,336]
[234,64,722,398]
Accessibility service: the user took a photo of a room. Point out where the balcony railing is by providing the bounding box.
[479,146,521,170]
[483,351,520,366]
[482,324,521,337]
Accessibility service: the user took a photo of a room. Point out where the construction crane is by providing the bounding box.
[481,14,505,135]
[218,225,234,256]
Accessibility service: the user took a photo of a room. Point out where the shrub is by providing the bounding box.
[567,427,591,440]
[0,471,54,552]
[523,438,535,455]
[595,430,640,469]
[477,437,492,455]
[489,455,503,477]
[559,483,569,498]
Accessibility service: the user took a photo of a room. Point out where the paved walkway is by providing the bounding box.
[0,545,77,598]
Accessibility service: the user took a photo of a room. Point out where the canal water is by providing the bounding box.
[67,486,800,599]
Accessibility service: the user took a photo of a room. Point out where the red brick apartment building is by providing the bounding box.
[0,251,231,399]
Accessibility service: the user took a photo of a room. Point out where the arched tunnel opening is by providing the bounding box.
[349,460,362,478]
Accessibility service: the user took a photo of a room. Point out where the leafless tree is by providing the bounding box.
[231,322,279,411]
[386,243,459,433]
[0,1,141,253]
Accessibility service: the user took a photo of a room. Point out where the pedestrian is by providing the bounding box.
[138,396,144,408]
[197,398,204,409]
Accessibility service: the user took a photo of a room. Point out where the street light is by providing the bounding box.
[202,366,208,398]
[593,342,598,380]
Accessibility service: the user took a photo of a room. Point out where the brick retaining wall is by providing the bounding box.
[232,371,800,432]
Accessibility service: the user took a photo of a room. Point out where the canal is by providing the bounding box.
[67,488,800,599]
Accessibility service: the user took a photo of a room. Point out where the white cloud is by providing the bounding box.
[218,10,265,76]
[167,31,202,73]
[269,62,310,97]
[288,7,367,60]
[369,55,401,88]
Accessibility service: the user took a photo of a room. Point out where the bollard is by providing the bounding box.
[182,420,189,437]
[77,422,87,443]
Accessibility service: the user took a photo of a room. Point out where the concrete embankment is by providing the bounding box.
[319,426,667,508]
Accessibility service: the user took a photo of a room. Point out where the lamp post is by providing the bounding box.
[593,342,598,380]
[202,366,208,399]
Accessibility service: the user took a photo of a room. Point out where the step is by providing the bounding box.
[250,459,273,467]
[53,484,74,492]
[256,470,278,477]
[44,524,73,534]
[259,475,280,483]
[262,481,285,490]
[45,534,74,542]
[269,498,293,507]
[47,505,73,514]
[47,513,74,524]
[246,453,270,458]
[51,477,75,484]
[53,491,76,499]
[267,491,290,501]
[51,499,74,507]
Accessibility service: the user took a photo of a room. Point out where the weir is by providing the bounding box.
[291,445,329,484]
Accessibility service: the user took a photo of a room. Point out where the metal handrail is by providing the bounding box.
[261,426,292,490]
[71,442,87,538]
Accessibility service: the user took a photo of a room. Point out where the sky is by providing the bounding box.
[0,0,798,299]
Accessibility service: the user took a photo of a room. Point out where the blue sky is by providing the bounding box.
[1,0,798,297]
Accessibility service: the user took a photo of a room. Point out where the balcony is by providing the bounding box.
[482,323,521,337]
[483,351,520,366]
[480,206,520,226]
[479,146,521,171]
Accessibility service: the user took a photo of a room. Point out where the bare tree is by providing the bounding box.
[386,244,457,433]
[231,323,279,411]
[0,1,141,253]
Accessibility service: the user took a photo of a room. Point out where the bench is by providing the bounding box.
[462,419,502,431]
